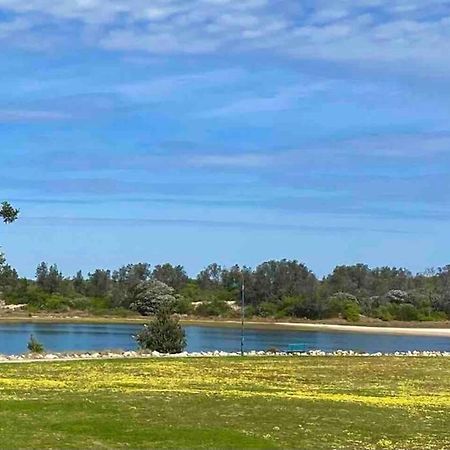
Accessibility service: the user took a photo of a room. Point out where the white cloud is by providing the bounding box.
[202,81,332,116]
[335,132,450,157]
[0,0,450,71]
[188,153,272,168]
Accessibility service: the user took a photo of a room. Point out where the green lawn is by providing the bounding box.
[0,357,449,449]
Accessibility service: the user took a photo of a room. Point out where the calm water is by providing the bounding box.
[0,323,449,355]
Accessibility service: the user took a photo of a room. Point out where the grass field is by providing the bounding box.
[0,357,449,449]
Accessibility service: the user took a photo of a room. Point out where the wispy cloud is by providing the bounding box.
[0,109,70,122]
[114,68,245,102]
[202,81,331,117]
[17,215,412,235]
[1,0,450,73]
[291,132,450,159]
[187,153,272,168]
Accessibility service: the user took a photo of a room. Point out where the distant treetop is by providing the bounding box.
[0,202,19,224]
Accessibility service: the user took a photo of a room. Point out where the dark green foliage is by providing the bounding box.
[326,292,361,322]
[194,299,232,317]
[342,302,361,322]
[86,269,112,298]
[0,253,449,322]
[256,301,278,317]
[196,263,223,289]
[172,296,194,315]
[0,253,19,296]
[73,270,85,294]
[36,262,64,294]
[152,263,189,290]
[249,259,317,305]
[135,307,186,353]
[0,201,19,223]
[27,334,44,353]
[111,263,151,308]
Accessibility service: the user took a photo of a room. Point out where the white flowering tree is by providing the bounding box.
[130,279,179,316]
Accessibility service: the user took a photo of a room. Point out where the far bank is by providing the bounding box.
[1,313,450,337]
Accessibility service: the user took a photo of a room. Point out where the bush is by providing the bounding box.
[342,302,360,322]
[195,299,232,317]
[375,305,394,321]
[417,309,447,321]
[134,307,186,353]
[276,296,318,319]
[257,301,278,317]
[375,303,429,321]
[244,305,257,317]
[173,297,194,315]
[27,334,44,353]
[326,292,360,321]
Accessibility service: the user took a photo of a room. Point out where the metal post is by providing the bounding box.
[240,277,245,356]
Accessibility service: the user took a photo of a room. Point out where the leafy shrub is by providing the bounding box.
[134,307,186,353]
[27,334,44,353]
[173,297,194,315]
[326,292,360,321]
[342,301,361,322]
[195,299,232,317]
[244,305,257,317]
[276,296,323,319]
[257,301,278,317]
[375,305,394,321]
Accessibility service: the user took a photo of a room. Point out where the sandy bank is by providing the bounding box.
[247,321,450,337]
[0,315,449,337]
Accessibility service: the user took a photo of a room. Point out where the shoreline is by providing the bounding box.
[184,319,450,337]
[0,315,450,337]
[1,349,449,364]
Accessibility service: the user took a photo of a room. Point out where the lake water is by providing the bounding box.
[0,322,449,355]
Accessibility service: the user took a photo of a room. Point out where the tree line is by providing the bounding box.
[1,257,450,322]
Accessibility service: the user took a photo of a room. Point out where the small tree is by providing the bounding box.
[131,280,178,315]
[27,334,44,353]
[134,307,186,353]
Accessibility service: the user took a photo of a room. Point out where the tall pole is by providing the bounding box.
[240,276,245,356]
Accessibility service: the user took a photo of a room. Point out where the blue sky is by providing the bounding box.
[0,0,449,278]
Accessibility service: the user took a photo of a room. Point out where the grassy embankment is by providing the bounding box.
[0,357,449,449]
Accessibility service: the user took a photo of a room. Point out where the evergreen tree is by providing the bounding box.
[135,307,186,353]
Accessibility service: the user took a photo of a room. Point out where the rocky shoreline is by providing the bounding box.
[1,349,450,362]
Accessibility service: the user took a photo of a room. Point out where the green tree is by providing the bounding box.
[248,260,317,306]
[152,263,189,290]
[326,292,361,322]
[197,263,223,289]
[36,262,63,294]
[0,253,19,296]
[86,269,111,297]
[134,307,186,353]
[111,263,151,308]
[27,334,44,353]
[73,270,85,294]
